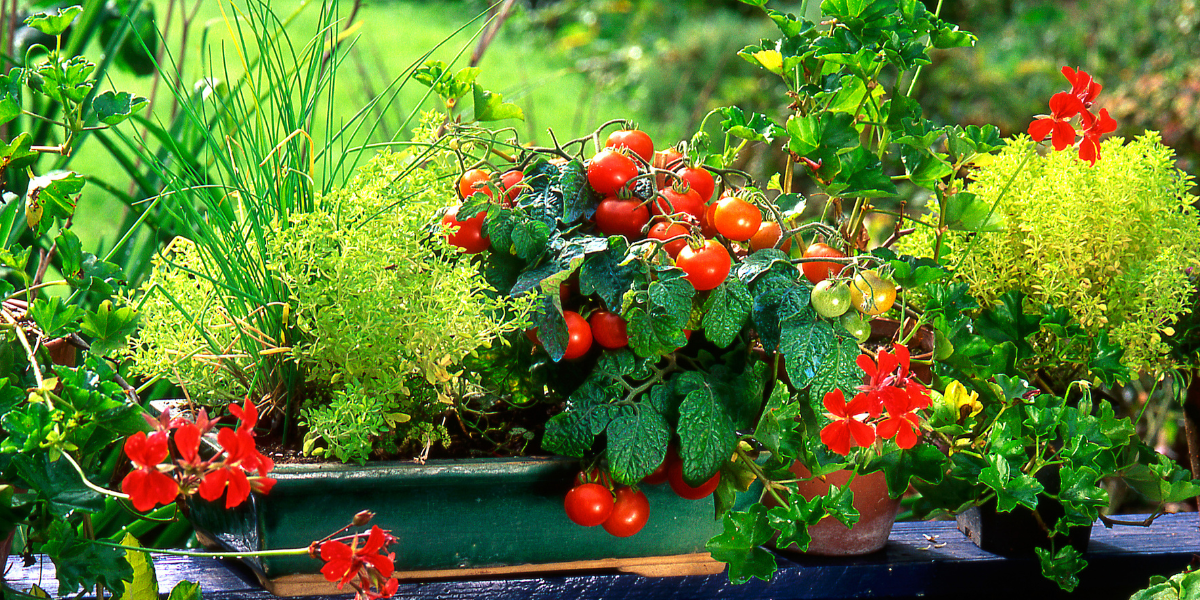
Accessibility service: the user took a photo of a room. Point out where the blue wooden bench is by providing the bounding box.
[4,512,1196,600]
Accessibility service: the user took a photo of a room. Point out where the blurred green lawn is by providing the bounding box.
[73,0,647,254]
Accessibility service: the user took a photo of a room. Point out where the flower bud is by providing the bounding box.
[352,510,375,527]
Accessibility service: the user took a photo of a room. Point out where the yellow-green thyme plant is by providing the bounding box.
[126,141,532,463]
[903,132,1200,376]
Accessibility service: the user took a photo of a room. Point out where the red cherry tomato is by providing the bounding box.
[562,311,593,360]
[676,239,731,291]
[652,186,705,222]
[441,205,490,254]
[802,242,848,284]
[749,221,792,253]
[603,487,650,537]
[605,129,654,163]
[564,483,614,527]
[647,221,689,258]
[500,169,525,203]
[587,150,639,196]
[458,168,491,200]
[594,196,650,240]
[676,166,715,203]
[589,310,629,349]
[700,202,721,238]
[712,196,763,241]
[668,460,720,500]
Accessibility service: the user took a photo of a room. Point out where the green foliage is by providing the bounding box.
[1129,568,1200,600]
[903,135,1200,376]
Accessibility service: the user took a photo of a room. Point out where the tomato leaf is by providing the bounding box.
[677,387,736,486]
[580,237,642,311]
[705,505,777,584]
[702,279,752,348]
[808,334,861,408]
[752,282,811,353]
[833,146,897,198]
[624,267,694,357]
[472,84,524,122]
[605,403,670,485]
[542,407,595,457]
[511,219,550,261]
[780,320,835,389]
[735,249,793,287]
[557,159,592,223]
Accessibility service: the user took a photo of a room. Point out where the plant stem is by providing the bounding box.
[91,539,308,558]
[61,452,128,501]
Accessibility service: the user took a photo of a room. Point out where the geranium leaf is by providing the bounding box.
[117,533,158,600]
[472,84,523,122]
[24,5,82,36]
[82,300,139,357]
[1035,545,1087,593]
[41,519,132,593]
[978,455,1043,512]
[28,296,82,339]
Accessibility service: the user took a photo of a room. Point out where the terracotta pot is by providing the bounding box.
[768,463,900,556]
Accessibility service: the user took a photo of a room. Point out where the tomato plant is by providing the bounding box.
[605,129,654,163]
[643,446,677,485]
[712,196,762,241]
[564,482,614,527]
[701,201,721,238]
[602,487,650,537]
[668,461,719,500]
[588,149,639,196]
[500,169,525,203]
[811,279,852,317]
[562,311,594,360]
[648,221,689,258]
[748,221,791,253]
[840,311,871,343]
[595,196,650,240]
[653,147,685,188]
[676,239,731,291]
[441,206,490,254]
[677,165,715,203]
[801,243,847,284]
[458,168,491,200]
[652,185,705,222]
[849,270,897,316]
[589,310,630,349]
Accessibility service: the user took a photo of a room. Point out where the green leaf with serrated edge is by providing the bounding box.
[737,0,769,8]
[28,296,82,339]
[580,237,641,311]
[458,191,493,219]
[82,300,139,357]
[709,356,766,430]
[702,279,752,348]
[874,444,948,498]
[767,492,824,551]
[1122,450,1200,503]
[117,533,157,600]
[530,294,569,361]
[808,335,862,409]
[714,458,759,517]
[0,69,21,125]
[1,132,38,171]
[785,111,857,158]
[824,483,860,529]
[706,505,777,584]
[25,5,82,36]
[678,388,736,485]
[557,160,591,223]
[944,191,1005,232]
[42,519,133,593]
[735,249,794,287]
[931,24,977,49]
[1,403,54,454]
[718,106,784,143]
[35,55,94,104]
[753,282,812,353]
[1035,545,1087,593]
[754,385,799,459]
[1096,401,1136,447]
[606,403,669,485]
[412,61,477,101]
[167,581,202,600]
[975,291,1041,360]
[781,320,835,388]
[900,146,953,191]
[26,171,83,235]
[92,91,148,126]
[625,268,694,357]
[1087,330,1129,386]
[834,146,897,198]
[472,84,524,122]
[511,220,550,261]
[542,409,594,457]
[978,455,1043,512]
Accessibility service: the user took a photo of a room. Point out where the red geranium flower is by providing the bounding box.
[819,389,877,456]
[121,431,179,511]
[1028,92,1085,151]
[319,526,397,590]
[876,392,922,450]
[1077,108,1117,165]
[1062,66,1102,108]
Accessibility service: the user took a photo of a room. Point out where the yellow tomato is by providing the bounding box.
[848,270,897,316]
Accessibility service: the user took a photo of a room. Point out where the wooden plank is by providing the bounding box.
[3,512,1197,599]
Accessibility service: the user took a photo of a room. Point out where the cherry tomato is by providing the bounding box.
[840,311,871,343]
[500,169,525,203]
[712,196,762,241]
[652,185,705,222]
[811,279,852,318]
[595,196,650,240]
[648,221,689,258]
[605,129,654,163]
[668,460,720,500]
[802,243,847,284]
[676,166,715,203]
[653,147,685,188]
[589,310,629,349]
[562,311,593,360]
[441,205,490,254]
[700,202,721,238]
[676,239,731,291]
[458,169,491,200]
[603,487,650,537]
[849,270,897,316]
[588,150,639,196]
[748,221,792,253]
[564,483,614,527]
[575,468,613,488]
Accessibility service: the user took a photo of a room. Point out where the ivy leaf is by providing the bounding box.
[24,5,83,36]
[91,91,148,126]
[873,444,947,498]
[944,191,1005,232]
[1087,330,1129,386]
[702,279,752,348]
[11,453,106,516]
[781,320,835,389]
[1057,466,1108,525]
[117,533,158,600]
[978,455,1043,512]
[472,84,524,122]
[41,518,133,593]
[767,492,824,551]
[82,300,139,357]
[823,483,860,529]
[677,388,736,485]
[0,69,21,125]
[35,55,94,104]
[718,106,784,143]
[705,505,777,584]
[28,296,82,339]
[606,403,670,485]
[1035,546,1087,594]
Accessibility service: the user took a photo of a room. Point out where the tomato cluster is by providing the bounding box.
[803,241,898,339]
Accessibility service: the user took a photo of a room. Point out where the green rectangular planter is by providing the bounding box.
[187,456,759,580]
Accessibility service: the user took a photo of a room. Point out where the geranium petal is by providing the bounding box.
[820,422,852,456]
[1028,118,1055,142]
[822,389,848,417]
[1051,121,1077,151]
[848,420,877,449]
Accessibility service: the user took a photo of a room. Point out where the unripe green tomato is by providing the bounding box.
[810,280,852,318]
[840,311,870,343]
